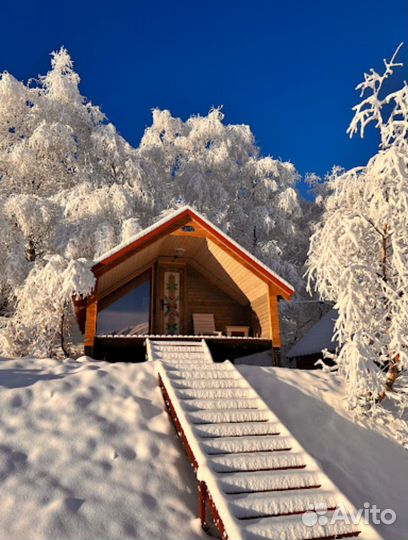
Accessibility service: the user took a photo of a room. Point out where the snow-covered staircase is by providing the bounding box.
[147,339,381,540]
[147,339,212,366]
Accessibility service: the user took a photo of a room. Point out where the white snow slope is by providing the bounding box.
[0,355,406,540]
[0,357,204,540]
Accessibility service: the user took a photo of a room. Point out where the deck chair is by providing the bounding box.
[193,313,222,336]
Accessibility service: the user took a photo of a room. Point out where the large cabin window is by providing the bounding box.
[97,271,151,336]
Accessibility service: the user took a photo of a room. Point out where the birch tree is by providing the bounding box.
[0,48,317,357]
[307,46,408,407]
[0,48,148,356]
[137,108,316,346]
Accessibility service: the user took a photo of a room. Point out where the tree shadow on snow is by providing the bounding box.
[0,368,65,389]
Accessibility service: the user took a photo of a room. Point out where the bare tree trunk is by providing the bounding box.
[26,239,36,262]
[381,223,388,282]
[60,301,69,357]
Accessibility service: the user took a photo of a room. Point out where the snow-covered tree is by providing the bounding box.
[307,46,408,407]
[0,48,317,357]
[5,256,95,357]
[0,48,149,355]
[137,108,317,347]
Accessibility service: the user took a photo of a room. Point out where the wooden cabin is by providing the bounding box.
[74,206,294,363]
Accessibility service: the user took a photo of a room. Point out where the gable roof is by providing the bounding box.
[92,205,295,297]
[286,309,338,358]
[74,206,295,334]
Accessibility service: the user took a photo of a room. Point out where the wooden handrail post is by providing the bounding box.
[198,480,209,532]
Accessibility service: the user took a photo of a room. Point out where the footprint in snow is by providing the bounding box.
[141,492,157,509]
[64,497,85,513]
[75,395,92,408]
[120,446,137,461]
[10,395,23,408]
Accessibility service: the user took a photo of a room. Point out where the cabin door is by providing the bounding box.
[157,263,186,335]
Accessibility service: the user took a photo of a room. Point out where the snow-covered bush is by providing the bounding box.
[8,256,95,357]
[307,46,408,407]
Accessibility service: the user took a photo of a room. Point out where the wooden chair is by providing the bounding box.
[193,314,222,336]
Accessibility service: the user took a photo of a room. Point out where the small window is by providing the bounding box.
[97,272,151,336]
[182,225,195,232]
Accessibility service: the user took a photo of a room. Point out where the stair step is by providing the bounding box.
[152,341,203,348]
[210,451,306,473]
[201,435,292,455]
[153,349,206,354]
[176,388,254,400]
[188,409,271,425]
[182,398,261,411]
[228,488,339,519]
[241,510,360,540]
[154,354,207,362]
[219,469,321,494]
[172,379,249,390]
[168,370,241,380]
[193,422,281,438]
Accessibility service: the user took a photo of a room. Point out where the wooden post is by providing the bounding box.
[84,298,98,357]
[269,288,281,366]
[198,481,209,532]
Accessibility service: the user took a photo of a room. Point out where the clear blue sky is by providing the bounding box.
[2,0,407,197]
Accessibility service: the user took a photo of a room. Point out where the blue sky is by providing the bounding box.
[2,0,407,197]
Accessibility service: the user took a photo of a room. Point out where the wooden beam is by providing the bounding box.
[268,287,281,349]
[84,299,98,354]
[92,214,191,277]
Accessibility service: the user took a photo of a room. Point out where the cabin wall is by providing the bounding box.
[184,265,252,335]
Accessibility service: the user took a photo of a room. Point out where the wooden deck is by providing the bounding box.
[93,334,272,362]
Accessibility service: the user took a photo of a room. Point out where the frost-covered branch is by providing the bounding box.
[307,46,408,409]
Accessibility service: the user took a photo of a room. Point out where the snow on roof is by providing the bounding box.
[93,205,294,294]
[286,309,338,358]
[93,205,190,264]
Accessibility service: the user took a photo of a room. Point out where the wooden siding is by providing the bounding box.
[250,292,271,339]
[184,265,252,335]
[204,239,271,338]
[96,239,164,299]
[94,242,273,339]
[91,208,294,298]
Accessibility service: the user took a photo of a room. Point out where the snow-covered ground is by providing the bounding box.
[237,364,408,540]
[0,355,406,540]
[0,356,204,540]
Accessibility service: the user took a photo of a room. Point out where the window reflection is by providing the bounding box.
[97,273,151,335]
